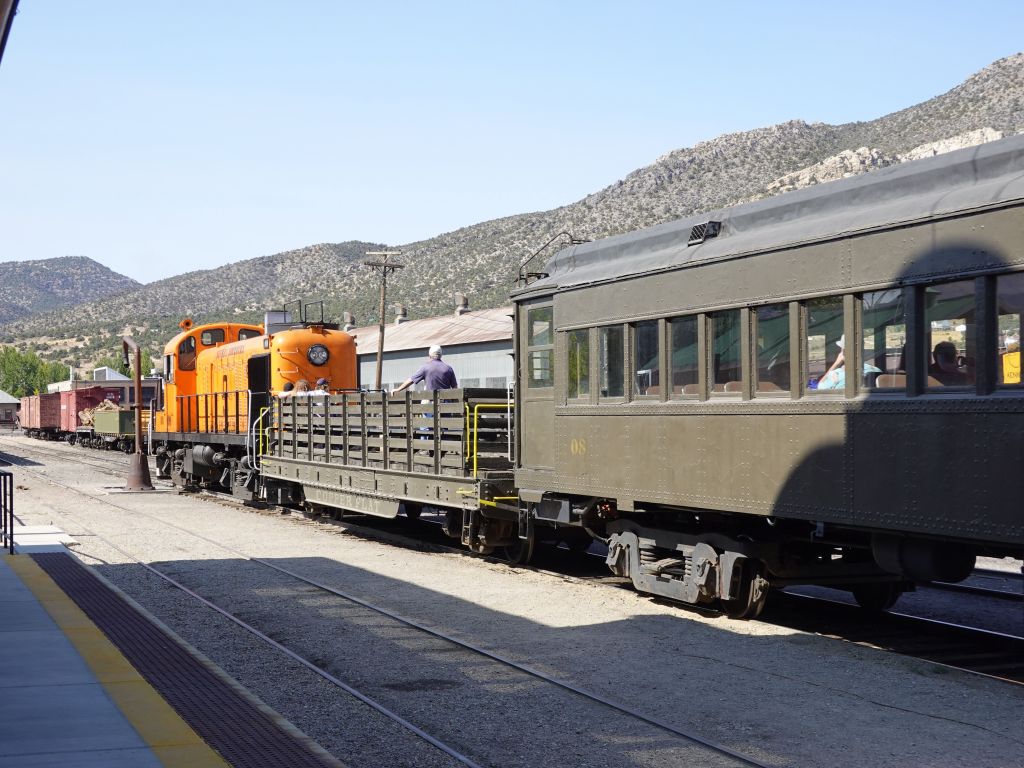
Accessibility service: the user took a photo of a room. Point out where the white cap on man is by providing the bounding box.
[429,345,443,359]
[836,335,845,350]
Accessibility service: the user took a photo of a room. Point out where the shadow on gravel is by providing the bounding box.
[0,451,43,467]
[90,550,1023,768]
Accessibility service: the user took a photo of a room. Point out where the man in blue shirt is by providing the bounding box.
[392,345,458,394]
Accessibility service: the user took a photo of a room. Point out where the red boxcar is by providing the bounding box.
[19,393,61,432]
[59,386,122,432]
[19,395,35,429]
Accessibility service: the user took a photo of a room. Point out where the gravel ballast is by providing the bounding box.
[3,435,1022,768]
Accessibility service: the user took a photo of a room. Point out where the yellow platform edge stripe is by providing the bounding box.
[4,553,230,768]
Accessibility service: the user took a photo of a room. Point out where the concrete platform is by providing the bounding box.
[0,526,342,768]
[0,552,197,767]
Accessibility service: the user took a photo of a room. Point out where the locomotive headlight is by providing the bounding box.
[307,344,329,366]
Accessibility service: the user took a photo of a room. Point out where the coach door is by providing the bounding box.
[516,301,555,486]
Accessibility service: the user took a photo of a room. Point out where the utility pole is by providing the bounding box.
[363,250,404,391]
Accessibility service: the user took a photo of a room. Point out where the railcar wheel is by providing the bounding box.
[852,582,903,611]
[501,533,535,565]
[721,560,769,620]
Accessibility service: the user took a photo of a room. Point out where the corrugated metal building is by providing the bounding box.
[348,303,513,392]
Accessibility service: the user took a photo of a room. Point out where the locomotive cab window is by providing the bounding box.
[238,328,261,341]
[566,329,590,400]
[755,304,790,394]
[632,321,660,397]
[925,280,976,389]
[710,310,741,395]
[862,289,906,390]
[201,328,225,346]
[526,306,553,388]
[178,336,197,371]
[669,316,699,397]
[997,272,1023,386]
[599,325,625,399]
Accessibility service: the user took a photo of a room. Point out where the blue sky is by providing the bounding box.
[1,1,1022,283]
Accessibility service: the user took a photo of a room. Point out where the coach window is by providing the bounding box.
[754,304,790,394]
[710,310,741,394]
[632,321,660,397]
[862,289,906,390]
[996,272,1023,386]
[238,328,261,341]
[925,280,976,389]
[178,336,196,371]
[201,328,225,346]
[805,297,844,392]
[669,316,699,397]
[526,307,553,388]
[599,325,625,399]
[567,329,590,400]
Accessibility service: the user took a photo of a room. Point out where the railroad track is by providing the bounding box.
[0,435,136,477]
[7,436,1023,689]
[5,448,771,768]
[762,592,1024,685]
[928,569,1023,602]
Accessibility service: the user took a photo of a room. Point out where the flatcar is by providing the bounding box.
[150,305,358,499]
[256,135,1023,618]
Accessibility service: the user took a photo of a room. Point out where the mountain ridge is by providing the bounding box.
[3,52,1022,370]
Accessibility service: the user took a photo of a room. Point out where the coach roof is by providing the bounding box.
[521,133,1024,295]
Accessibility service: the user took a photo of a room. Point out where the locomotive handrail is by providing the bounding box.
[249,404,270,470]
[1,470,13,555]
[176,390,250,434]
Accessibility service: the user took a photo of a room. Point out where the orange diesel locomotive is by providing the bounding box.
[151,308,357,498]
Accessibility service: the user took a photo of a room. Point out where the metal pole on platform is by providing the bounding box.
[122,337,154,491]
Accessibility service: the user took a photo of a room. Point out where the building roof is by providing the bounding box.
[350,307,512,355]
[0,389,18,405]
[93,366,131,380]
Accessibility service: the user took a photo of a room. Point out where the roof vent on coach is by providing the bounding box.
[688,220,722,246]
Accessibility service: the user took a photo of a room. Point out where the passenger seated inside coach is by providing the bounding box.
[929,341,972,386]
[816,335,880,390]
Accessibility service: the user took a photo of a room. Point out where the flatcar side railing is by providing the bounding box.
[268,388,514,478]
[1,470,13,554]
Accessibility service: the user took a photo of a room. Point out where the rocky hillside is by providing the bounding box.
[0,256,140,325]
[3,53,1022,369]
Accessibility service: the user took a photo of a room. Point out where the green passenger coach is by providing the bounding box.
[511,135,1024,617]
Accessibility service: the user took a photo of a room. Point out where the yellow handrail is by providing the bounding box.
[256,406,270,457]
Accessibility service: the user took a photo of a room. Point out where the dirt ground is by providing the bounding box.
[3,434,1022,768]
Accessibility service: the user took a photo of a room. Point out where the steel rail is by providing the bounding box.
[3,462,484,768]
[925,580,1023,601]
[778,591,1024,685]
[7,446,772,768]
[103,492,772,768]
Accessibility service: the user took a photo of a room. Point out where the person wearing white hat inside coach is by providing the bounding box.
[817,334,880,390]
